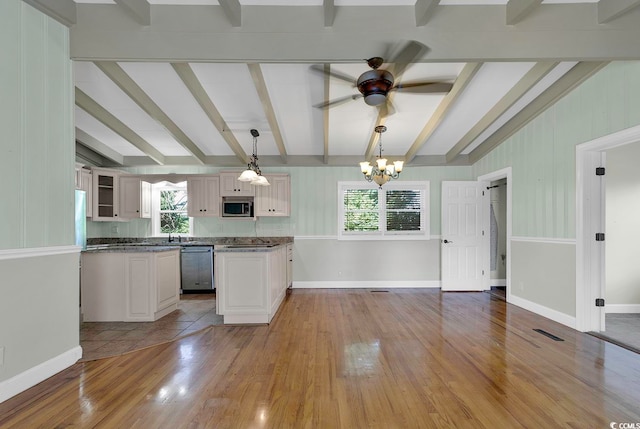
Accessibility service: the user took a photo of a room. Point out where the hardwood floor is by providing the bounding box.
[2,289,640,428]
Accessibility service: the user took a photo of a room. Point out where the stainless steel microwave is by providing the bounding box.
[222,198,253,217]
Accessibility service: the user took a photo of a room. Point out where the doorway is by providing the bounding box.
[576,125,640,341]
[478,167,512,302]
[488,178,507,301]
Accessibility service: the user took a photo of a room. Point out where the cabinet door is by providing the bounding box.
[120,176,151,219]
[125,254,152,321]
[203,176,220,216]
[92,170,120,221]
[255,175,290,216]
[220,172,254,197]
[187,176,220,217]
[81,169,93,218]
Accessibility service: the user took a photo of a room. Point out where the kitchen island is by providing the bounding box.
[215,244,290,325]
[81,246,181,322]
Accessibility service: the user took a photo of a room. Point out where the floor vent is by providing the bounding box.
[370,290,389,293]
[533,329,564,342]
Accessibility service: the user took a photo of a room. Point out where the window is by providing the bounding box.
[152,181,191,236]
[338,181,429,240]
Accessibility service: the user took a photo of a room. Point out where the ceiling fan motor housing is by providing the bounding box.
[357,69,394,106]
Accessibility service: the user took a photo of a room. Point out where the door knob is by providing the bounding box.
[443,239,453,244]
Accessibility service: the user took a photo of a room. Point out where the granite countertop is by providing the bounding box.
[214,243,285,252]
[83,237,293,253]
[83,245,180,253]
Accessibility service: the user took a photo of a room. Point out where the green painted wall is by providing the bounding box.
[0,1,74,250]
[474,61,640,239]
[89,165,474,238]
[0,0,78,388]
[473,61,640,316]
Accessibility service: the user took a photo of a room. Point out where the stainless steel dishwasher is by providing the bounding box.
[180,246,214,293]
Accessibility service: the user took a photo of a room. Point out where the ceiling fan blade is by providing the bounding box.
[387,40,429,77]
[378,100,396,118]
[313,93,362,109]
[391,81,453,94]
[309,64,356,85]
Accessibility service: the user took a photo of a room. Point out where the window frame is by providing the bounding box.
[151,181,193,237]
[337,181,430,241]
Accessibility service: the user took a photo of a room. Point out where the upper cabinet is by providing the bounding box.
[219,172,254,197]
[92,169,120,221]
[120,176,151,219]
[76,168,93,217]
[187,175,220,217]
[255,174,291,217]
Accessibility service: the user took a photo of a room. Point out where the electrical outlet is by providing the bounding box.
[0,346,5,366]
[111,225,119,234]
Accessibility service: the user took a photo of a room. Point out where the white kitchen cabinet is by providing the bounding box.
[215,245,288,324]
[187,175,220,217]
[80,168,93,218]
[120,176,151,219]
[92,169,120,221]
[286,243,293,289]
[254,174,290,216]
[219,172,255,197]
[81,248,180,322]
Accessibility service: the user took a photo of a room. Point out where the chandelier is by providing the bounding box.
[359,125,404,187]
[238,129,270,186]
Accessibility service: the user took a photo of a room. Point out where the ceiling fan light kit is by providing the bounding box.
[360,125,403,188]
[238,129,270,186]
[313,42,451,115]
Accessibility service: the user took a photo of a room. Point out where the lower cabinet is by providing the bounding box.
[81,249,180,322]
[215,245,287,324]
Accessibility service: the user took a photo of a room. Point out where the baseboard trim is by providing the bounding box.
[491,279,506,287]
[293,281,441,289]
[606,304,640,314]
[0,346,83,403]
[508,295,576,329]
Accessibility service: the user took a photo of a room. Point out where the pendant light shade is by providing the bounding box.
[237,129,270,186]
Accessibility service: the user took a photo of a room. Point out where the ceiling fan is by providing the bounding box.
[312,41,453,117]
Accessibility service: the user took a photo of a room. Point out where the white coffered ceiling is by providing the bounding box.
[24,0,640,168]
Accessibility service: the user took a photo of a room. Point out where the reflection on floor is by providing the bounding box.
[80,294,222,361]
[591,313,640,354]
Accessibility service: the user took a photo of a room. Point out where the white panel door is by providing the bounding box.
[441,181,488,291]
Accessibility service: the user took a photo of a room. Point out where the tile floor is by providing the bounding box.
[80,294,222,361]
[591,313,640,354]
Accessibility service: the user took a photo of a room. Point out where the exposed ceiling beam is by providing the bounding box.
[76,142,117,168]
[75,88,166,165]
[75,128,124,165]
[446,61,558,163]
[171,62,248,165]
[468,61,609,164]
[247,63,288,163]
[22,0,76,27]
[69,4,640,62]
[415,0,440,26]
[113,0,150,26]
[597,0,640,23]
[219,0,242,27]
[94,61,207,165]
[506,0,543,25]
[324,0,335,27]
[404,62,482,164]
